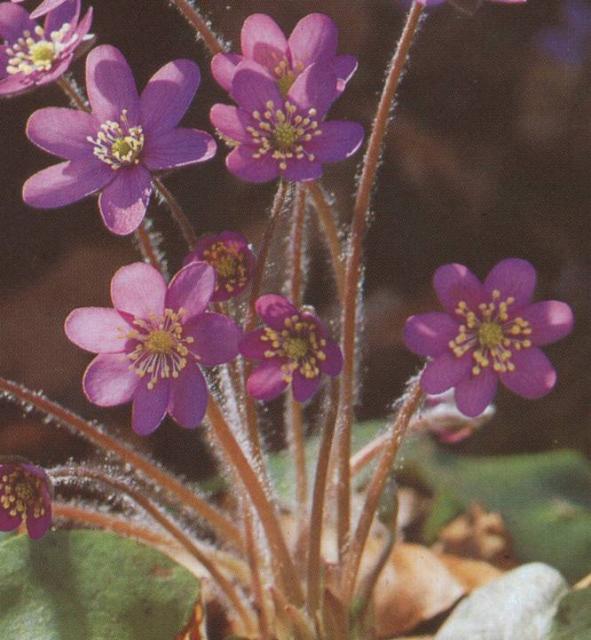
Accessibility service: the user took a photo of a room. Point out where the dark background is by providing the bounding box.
[0,0,589,480]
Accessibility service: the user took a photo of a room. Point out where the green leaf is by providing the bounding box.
[549,588,591,639]
[0,529,199,640]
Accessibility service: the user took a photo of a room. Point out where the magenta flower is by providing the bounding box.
[212,13,357,96]
[240,294,343,402]
[211,62,364,183]
[184,231,256,302]
[404,259,574,417]
[65,261,241,435]
[0,461,52,539]
[11,0,69,20]
[23,45,216,235]
[0,0,93,97]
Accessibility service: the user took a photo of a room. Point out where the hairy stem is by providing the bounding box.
[167,0,224,55]
[57,75,89,111]
[134,218,168,275]
[154,176,198,250]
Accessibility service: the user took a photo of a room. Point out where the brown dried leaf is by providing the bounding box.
[437,554,503,591]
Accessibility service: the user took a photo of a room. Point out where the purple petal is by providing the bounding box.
[239,328,268,360]
[26,507,52,539]
[30,0,69,19]
[292,370,321,402]
[65,307,131,353]
[34,54,73,87]
[455,367,498,418]
[500,348,557,399]
[0,3,35,41]
[334,54,358,91]
[23,159,113,209]
[305,120,364,163]
[256,294,298,330]
[288,13,338,70]
[26,107,96,160]
[132,379,170,436]
[247,358,289,401]
[226,145,279,184]
[140,59,200,136]
[282,158,323,182]
[184,312,240,366]
[318,338,343,376]
[166,262,215,321]
[142,128,216,171]
[433,263,486,317]
[420,351,473,394]
[86,45,140,124]
[98,165,152,236]
[168,361,207,429]
[0,73,29,97]
[404,312,460,357]
[231,61,283,113]
[83,353,139,406]
[484,258,536,309]
[210,104,252,143]
[42,0,78,32]
[211,52,242,92]
[241,13,288,72]
[519,301,574,346]
[287,62,338,118]
[0,508,21,533]
[110,262,167,319]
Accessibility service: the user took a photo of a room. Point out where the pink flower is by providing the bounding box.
[240,294,343,402]
[0,461,52,539]
[65,262,241,435]
[11,0,69,20]
[404,259,574,417]
[184,231,256,302]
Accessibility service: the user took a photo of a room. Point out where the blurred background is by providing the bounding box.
[0,0,589,481]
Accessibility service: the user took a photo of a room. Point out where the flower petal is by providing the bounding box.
[168,361,207,429]
[132,379,170,436]
[98,165,152,236]
[454,367,498,418]
[334,54,358,91]
[142,128,216,171]
[241,13,288,72]
[140,59,200,136]
[110,262,167,319]
[0,507,21,533]
[247,358,289,401]
[0,73,27,97]
[319,338,343,376]
[26,107,96,160]
[26,506,52,539]
[23,159,112,209]
[404,312,460,357]
[239,328,268,360]
[256,294,298,330]
[185,312,240,366]
[519,301,574,346]
[433,263,486,317]
[210,104,252,143]
[166,261,215,320]
[0,3,35,41]
[226,145,279,184]
[305,120,364,163]
[231,61,283,113]
[65,307,131,353]
[484,258,537,309]
[31,0,70,19]
[500,348,557,399]
[42,0,78,32]
[288,13,338,70]
[211,52,242,92]
[287,62,338,118]
[420,351,473,395]
[282,158,323,182]
[86,45,140,124]
[82,353,139,406]
[292,370,321,402]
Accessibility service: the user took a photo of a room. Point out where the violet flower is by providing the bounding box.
[65,261,241,435]
[11,0,69,20]
[0,461,52,539]
[184,231,256,302]
[211,62,364,183]
[23,45,216,235]
[0,0,93,97]
[212,13,357,96]
[240,294,343,402]
[404,258,573,417]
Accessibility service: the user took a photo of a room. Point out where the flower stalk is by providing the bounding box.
[167,0,225,56]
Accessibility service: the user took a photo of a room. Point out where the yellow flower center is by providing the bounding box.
[272,58,302,96]
[0,468,46,520]
[145,329,176,354]
[283,336,310,360]
[478,322,504,349]
[89,109,145,170]
[6,24,71,76]
[202,241,249,295]
[274,122,299,152]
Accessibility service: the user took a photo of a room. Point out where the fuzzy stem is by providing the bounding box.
[290,185,307,306]
[336,0,424,560]
[340,381,423,606]
[0,377,242,547]
[134,218,168,275]
[206,396,304,606]
[57,75,89,111]
[153,177,198,250]
[166,0,224,55]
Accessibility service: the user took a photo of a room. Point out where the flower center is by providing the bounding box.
[261,314,327,383]
[127,309,194,390]
[272,58,303,96]
[5,24,72,76]
[0,468,45,520]
[274,122,299,151]
[202,241,249,295]
[88,109,145,170]
[448,290,533,376]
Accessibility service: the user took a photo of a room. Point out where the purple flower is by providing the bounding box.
[240,294,343,402]
[11,0,69,20]
[210,62,364,183]
[212,13,357,97]
[23,45,216,235]
[184,231,256,302]
[404,259,574,417]
[0,0,93,96]
[64,261,241,435]
[0,461,52,539]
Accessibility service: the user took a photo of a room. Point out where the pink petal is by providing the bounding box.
[211,52,242,92]
[142,128,216,171]
[319,338,343,376]
[287,62,338,118]
[65,307,131,353]
[0,73,28,97]
[282,158,323,182]
[26,107,96,160]
[0,508,21,532]
[0,3,35,41]
[454,367,498,418]
[292,370,321,402]
[239,328,268,360]
[42,0,78,31]
[98,165,152,236]
[288,13,338,70]
[184,312,240,366]
[168,361,207,429]
[519,301,574,346]
[334,55,358,91]
[231,60,283,113]
[83,353,139,406]
[433,263,486,317]
[255,294,298,330]
[241,13,288,72]
[26,506,52,539]
[226,145,279,184]
[247,358,289,401]
[33,54,72,87]
[404,312,460,357]
[110,262,167,319]
[306,120,364,163]
[500,348,556,399]
[209,104,252,143]
[30,0,69,19]
[420,351,473,395]
[132,379,170,436]
[166,262,215,320]
[484,258,536,309]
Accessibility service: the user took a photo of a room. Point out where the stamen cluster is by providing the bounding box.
[88,109,145,170]
[5,23,72,76]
